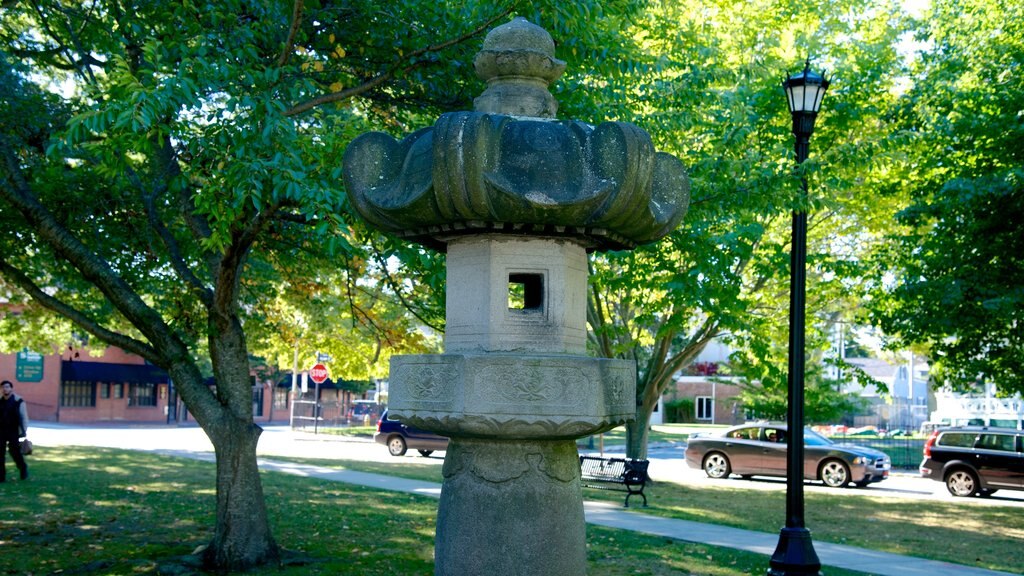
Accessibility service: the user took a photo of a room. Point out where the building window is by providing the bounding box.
[252,385,264,417]
[112,383,123,399]
[99,382,110,399]
[696,396,714,421]
[62,381,96,407]
[128,383,157,407]
[273,388,289,410]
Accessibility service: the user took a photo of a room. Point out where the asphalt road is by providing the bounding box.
[638,442,1024,508]
[27,423,1024,508]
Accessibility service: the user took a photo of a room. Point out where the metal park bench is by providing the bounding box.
[579,455,649,507]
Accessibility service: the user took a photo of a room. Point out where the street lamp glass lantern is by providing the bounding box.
[784,61,830,114]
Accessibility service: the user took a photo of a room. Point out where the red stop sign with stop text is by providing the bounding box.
[309,363,329,384]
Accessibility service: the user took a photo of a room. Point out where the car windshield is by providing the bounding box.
[804,428,833,446]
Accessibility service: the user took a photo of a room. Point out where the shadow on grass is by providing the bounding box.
[1,447,436,575]
[284,456,1023,574]
[1,447,876,576]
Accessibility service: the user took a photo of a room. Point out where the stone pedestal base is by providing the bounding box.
[434,438,586,576]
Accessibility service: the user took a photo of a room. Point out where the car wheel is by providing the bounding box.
[820,459,851,488]
[945,469,979,497]
[387,436,408,457]
[418,450,434,457]
[703,452,731,479]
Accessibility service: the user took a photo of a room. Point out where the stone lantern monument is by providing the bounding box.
[344,18,689,575]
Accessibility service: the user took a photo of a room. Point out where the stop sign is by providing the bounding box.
[309,363,329,384]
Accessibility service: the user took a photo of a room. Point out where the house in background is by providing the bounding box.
[663,340,745,426]
[842,355,930,430]
[927,381,1023,430]
[663,338,933,429]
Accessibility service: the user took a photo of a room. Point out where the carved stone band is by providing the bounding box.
[388,353,636,440]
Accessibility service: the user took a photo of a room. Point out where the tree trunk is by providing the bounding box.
[626,367,664,460]
[194,305,281,571]
[203,416,280,570]
[626,408,651,460]
[622,332,718,460]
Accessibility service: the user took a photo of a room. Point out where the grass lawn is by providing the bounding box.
[0,446,875,576]
[310,425,378,438]
[282,455,1024,575]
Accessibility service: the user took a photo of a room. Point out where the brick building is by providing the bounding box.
[0,346,282,424]
[0,344,381,426]
[669,375,745,425]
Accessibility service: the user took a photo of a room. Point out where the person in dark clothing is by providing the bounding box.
[0,379,29,481]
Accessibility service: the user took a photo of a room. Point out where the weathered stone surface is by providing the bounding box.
[473,17,565,118]
[342,17,689,252]
[434,438,585,576]
[474,17,563,84]
[343,113,689,251]
[388,352,634,440]
[444,235,588,355]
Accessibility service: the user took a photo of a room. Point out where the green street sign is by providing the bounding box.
[16,349,44,382]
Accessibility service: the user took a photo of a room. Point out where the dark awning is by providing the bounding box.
[62,360,168,384]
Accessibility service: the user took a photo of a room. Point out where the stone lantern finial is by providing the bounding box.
[473,17,566,118]
[342,15,690,253]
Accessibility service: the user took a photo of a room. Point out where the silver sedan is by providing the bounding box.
[684,423,891,488]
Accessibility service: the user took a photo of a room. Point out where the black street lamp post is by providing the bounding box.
[768,60,830,576]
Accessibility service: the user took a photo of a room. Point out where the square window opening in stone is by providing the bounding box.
[508,273,544,311]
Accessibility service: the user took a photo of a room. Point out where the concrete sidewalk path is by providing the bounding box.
[246,455,1013,576]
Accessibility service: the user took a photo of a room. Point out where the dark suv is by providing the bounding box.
[919,427,1024,497]
[374,409,449,457]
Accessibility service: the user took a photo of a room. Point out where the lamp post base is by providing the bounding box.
[767,526,822,576]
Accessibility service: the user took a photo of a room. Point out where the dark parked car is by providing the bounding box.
[919,427,1024,497]
[374,409,449,457]
[685,423,891,487]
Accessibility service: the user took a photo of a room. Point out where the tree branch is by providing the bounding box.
[283,5,514,117]
[369,244,444,333]
[120,139,214,306]
[276,0,304,68]
[657,316,720,385]
[344,255,359,330]
[350,300,398,350]
[643,329,673,385]
[205,204,284,418]
[284,71,392,118]
[586,262,615,358]
[0,134,176,349]
[215,203,281,311]
[0,257,160,362]
[35,0,100,85]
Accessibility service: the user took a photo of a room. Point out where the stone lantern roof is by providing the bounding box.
[343,17,690,251]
